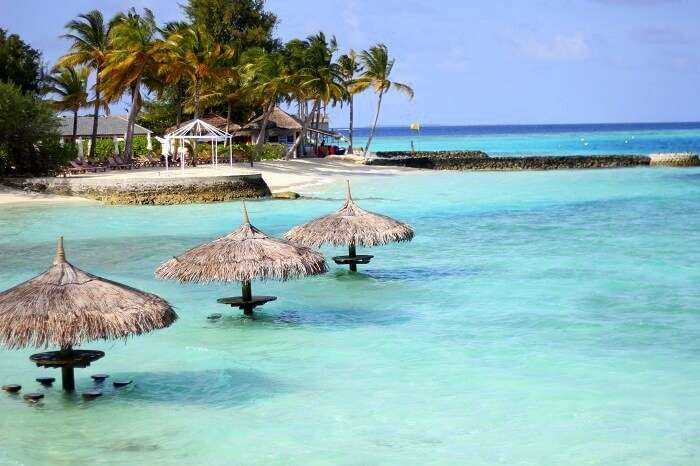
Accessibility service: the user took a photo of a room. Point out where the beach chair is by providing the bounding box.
[107,156,130,170]
[114,155,134,170]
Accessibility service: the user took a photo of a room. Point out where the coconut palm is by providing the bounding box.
[59,10,111,159]
[337,50,362,154]
[44,65,90,145]
[157,21,190,128]
[100,8,161,161]
[241,49,293,164]
[161,26,235,120]
[284,33,346,159]
[354,44,414,156]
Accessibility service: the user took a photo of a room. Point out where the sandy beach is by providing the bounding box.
[0,158,420,205]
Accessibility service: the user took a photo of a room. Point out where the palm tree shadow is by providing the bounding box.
[107,368,286,407]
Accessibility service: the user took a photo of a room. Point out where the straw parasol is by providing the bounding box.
[0,237,177,391]
[155,203,326,316]
[284,181,414,271]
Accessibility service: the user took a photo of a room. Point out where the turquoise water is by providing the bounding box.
[347,122,700,155]
[2,168,700,465]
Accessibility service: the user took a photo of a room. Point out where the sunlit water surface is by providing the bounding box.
[1,168,700,465]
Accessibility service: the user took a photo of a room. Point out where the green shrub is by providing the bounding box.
[0,81,61,176]
[259,143,285,160]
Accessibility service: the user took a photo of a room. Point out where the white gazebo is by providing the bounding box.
[163,119,233,173]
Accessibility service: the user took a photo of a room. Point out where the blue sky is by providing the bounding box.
[2,0,698,126]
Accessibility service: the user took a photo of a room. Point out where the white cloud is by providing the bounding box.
[517,33,591,61]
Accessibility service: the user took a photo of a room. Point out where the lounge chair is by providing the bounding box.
[115,155,138,169]
[107,156,131,170]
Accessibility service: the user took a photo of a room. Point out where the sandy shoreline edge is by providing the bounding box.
[0,158,420,206]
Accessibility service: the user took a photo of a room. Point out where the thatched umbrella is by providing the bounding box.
[0,237,177,391]
[284,181,414,271]
[155,203,326,316]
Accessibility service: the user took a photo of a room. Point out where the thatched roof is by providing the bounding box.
[164,114,241,135]
[284,182,414,247]
[0,238,177,350]
[155,204,327,283]
[236,107,303,135]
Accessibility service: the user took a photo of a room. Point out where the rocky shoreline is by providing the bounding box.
[1,174,271,205]
[369,152,700,170]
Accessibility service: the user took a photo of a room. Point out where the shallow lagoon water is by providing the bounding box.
[1,168,700,465]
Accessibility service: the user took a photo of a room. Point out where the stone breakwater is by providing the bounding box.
[376,150,489,159]
[368,152,700,170]
[649,153,700,167]
[1,174,271,205]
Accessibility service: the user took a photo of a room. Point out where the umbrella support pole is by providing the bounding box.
[348,245,357,272]
[61,347,75,391]
[242,281,253,316]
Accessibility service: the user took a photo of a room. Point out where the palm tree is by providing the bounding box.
[337,50,362,154]
[44,65,90,151]
[59,10,111,159]
[284,33,346,159]
[353,44,414,156]
[101,8,161,161]
[158,21,190,128]
[161,26,235,120]
[241,49,293,165]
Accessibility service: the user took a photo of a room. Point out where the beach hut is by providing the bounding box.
[284,182,414,272]
[0,238,177,391]
[155,204,326,316]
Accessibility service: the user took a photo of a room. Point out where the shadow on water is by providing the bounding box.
[204,305,412,329]
[108,368,286,407]
[362,265,485,281]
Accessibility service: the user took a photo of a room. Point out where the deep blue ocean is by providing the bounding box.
[344,122,700,155]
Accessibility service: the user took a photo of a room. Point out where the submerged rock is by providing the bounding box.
[271,191,301,199]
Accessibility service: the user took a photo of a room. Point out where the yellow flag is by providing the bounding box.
[409,121,420,131]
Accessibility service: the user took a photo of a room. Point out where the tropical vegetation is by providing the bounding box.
[1,0,414,174]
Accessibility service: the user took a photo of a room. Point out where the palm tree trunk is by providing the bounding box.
[72,109,78,144]
[253,100,275,167]
[285,100,320,160]
[124,79,141,161]
[89,71,101,159]
[313,108,321,154]
[193,79,200,119]
[348,94,354,154]
[226,101,231,133]
[192,79,200,166]
[176,84,183,128]
[363,90,384,157]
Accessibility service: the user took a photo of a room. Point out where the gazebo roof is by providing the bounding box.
[164,118,233,141]
[164,114,240,135]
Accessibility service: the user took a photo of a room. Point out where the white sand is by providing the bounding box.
[0,158,421,205]
[0,185,92,206]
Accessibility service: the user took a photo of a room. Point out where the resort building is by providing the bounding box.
[59,115,153,158]
[235,106,344,156]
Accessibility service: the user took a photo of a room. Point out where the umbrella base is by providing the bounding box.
[332,255,373,266]
[30,349,105,392]
[30,350,105,369]
[217,296,277,315]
